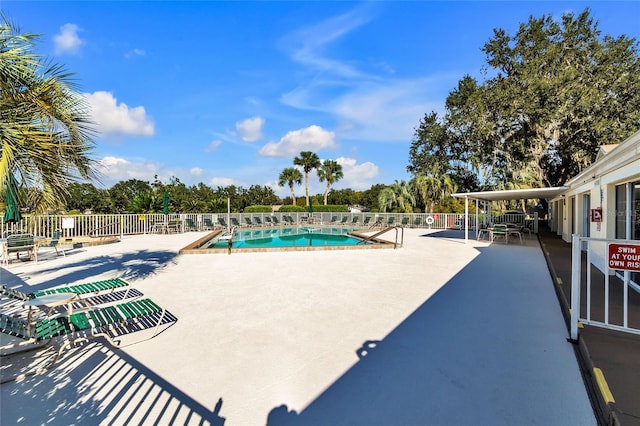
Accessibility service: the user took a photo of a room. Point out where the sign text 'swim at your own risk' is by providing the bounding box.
[608,243,640,272]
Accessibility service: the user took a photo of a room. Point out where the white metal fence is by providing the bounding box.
[570,235,640,340]
[1,211,539,239]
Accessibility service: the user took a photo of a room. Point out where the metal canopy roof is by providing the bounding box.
[451,187,568,202]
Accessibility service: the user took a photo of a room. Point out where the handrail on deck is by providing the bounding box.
[88,220,122,238]
[358,225,403,249]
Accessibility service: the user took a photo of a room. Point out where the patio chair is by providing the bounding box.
[203,218,215,230]
[0,298,173,368]
[271,216,280,225]
[2,278,133,303]
[351,217,359,226]
[264,216,273,226]
[218,217,228,229]
[244,217,254,227]
[386,216,396,226]
[184,218,198,231]
[413,217,422,228]
[253,217,264,227]
[363,216,372,226]
[490,224,508,243]
[401,217,410,227]
[329,216,338,224]
[231,217,241,228]
[38,229,66,258]
[340,216,349,224]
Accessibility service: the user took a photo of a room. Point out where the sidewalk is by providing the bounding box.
[538,225,640,426]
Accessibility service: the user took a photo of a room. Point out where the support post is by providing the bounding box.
[569,233,581,342]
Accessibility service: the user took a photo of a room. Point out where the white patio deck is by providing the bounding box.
[0,228,595,425]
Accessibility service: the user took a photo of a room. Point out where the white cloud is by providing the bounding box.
[190,168,205,177]
[209,177,237,187]
[259,125,336,157]
[205,140,222,152]
[236,117,265,142]
[54,23,83,55]
[85,91,154,137]
[97,156,159,183]
[335,157,379,190]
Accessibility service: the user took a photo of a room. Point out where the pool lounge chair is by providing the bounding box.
[231,217,241,228]
[340,216,349,224]
[217,217,228,229]
[203,218,215,230]
[1,278,133,304]
[271,216,280,225]
[351,217,359,226]
[0,298,173,368]
[38,229,66,258]
[401,217,410,227]
[363,216,372,226]
[253,217,264,227]
[264,216,273,226]
[244,217,254,227]
[329,216,338,224]
[413,217,422,228]
[184,218,198,231]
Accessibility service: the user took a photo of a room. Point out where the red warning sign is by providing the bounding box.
[608,243,640,272]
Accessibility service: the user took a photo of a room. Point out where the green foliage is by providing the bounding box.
[408,8,640,188]
[277,205,306,212]
[244,205,273,213]
[0,14,98,213]
[306,204,349,212]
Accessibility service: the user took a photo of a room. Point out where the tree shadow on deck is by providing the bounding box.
[266,242,594,425]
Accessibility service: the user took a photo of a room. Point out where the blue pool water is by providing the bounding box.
[207,226,369,249]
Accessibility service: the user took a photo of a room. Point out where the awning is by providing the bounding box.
[451,187,568,202]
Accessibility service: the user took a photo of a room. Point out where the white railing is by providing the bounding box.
[1,212,527,239]
[570,235,640,341]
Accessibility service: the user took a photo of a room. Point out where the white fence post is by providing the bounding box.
[570,234,581,342]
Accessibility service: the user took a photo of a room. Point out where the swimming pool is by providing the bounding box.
[180,226,397,254]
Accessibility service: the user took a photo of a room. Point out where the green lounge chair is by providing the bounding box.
[0,298,172,368]
[38,229,66,258]
[2,278,132,302]
[254,217,264,227]
[203,218,215,230]
[351,217,359,225]
[271,216,280,225]
[244,217,254,227]
[184,218,198,231]
[413,217,422,228]
[401,217,410,226]
[231,217,241,228]
[217,217,227,228]
[340,216,349,224]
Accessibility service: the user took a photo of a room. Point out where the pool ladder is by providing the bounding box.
[226,226,238,254]
[358,225,404,249]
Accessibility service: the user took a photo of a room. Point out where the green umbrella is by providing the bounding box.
[3,174,22,223]
[162,191,169,215]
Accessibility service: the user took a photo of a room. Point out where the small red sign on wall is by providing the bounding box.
[608,243,640,272]
[591,208,602,222]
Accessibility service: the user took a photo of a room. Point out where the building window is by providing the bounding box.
[615,183,627,239]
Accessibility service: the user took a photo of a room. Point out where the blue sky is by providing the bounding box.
[3,1,639,197]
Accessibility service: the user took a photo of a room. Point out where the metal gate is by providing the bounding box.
[570,235,640,341]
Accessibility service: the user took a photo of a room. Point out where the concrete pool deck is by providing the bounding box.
[1,228,595,425]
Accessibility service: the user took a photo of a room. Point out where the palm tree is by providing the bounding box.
[317,159,343,205]
[278,167,303,205]
[0,15,97,212]
[413,173,456,212]
[378,180,415,213]
[293,151,320,207]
